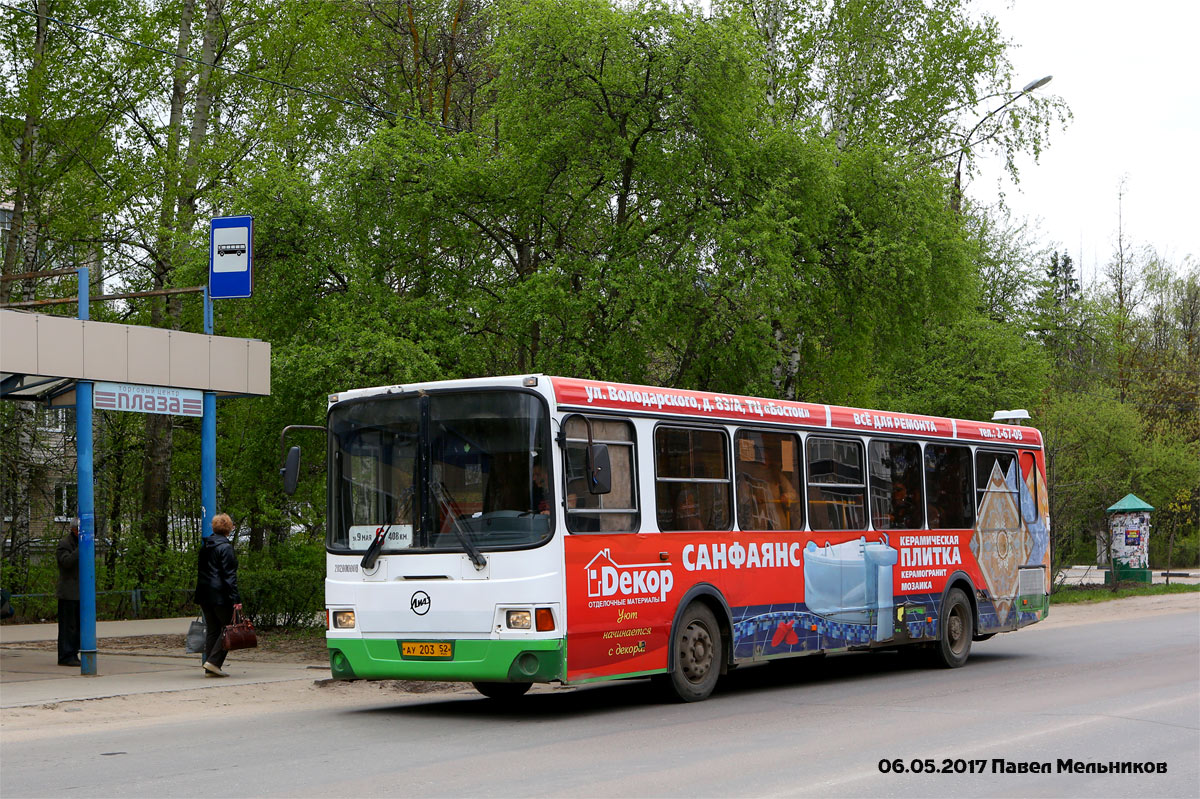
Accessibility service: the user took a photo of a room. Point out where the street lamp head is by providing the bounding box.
[951,73,1052,215]
[1021,75,1053,93]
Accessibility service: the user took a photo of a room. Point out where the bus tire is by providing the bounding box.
[667,602,721,702]
[933,588,972,668]
[472,681,531,700]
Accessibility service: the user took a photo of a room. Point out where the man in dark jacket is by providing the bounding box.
[56,521,81,667]
[194,513,240,677]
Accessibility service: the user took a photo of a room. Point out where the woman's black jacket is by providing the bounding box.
[194,533,240,606]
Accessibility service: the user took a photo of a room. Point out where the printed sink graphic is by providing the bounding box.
[803,537,898,642]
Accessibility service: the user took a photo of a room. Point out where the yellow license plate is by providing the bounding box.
[401,641,453,659]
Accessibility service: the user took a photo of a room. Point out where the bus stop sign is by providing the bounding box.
[209,215,253,299]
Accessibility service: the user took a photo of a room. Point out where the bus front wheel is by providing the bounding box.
[472,681,531,700]
[667,602,721,702]
[933,588,973,668]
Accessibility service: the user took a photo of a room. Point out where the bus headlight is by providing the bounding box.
[332,610,356,629]
[506,610,532,629]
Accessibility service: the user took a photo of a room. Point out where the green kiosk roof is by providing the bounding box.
[1107,493,1154,513]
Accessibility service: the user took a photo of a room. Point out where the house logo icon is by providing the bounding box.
[585,549,620,598]
[583,548,674,602]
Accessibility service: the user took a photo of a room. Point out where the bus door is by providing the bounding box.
[973,450,1025,628]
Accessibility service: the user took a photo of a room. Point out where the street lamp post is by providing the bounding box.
[952,75,1053,213]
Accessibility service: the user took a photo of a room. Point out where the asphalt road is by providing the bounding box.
[2,604,1196,798]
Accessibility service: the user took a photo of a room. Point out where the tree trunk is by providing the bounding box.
[1,0,48,305]
[139,0,196,547]
[443,0,464,125]
[405,2,422,113]
[176,0,222,234]
[250,508,265,552]
[140,0,224,548]
[106,440,125,589]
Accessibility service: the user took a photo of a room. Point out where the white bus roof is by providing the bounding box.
[328,374,1042,449]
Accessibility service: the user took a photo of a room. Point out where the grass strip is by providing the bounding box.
[1051,583,1200,604]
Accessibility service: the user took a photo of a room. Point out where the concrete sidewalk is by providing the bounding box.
[0,616,199,644]
[0,617,328,709]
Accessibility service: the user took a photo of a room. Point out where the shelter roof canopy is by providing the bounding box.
[0,310,270,402]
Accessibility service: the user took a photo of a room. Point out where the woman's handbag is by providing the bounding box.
[220,604,258,651]
[185,616,206,653]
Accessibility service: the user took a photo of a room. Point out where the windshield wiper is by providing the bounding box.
[431,481,488,570]
[360,525,390,570]
[360,487,413,570]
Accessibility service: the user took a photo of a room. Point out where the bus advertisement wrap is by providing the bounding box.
[564,445,1050,683]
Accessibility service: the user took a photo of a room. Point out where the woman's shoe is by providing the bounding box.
[203,661,228,677]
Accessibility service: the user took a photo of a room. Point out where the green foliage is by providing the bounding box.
[105,535,196,596]
[0,536,327,625]
[881,312,1049,420]
[15,0,1196,627]
[1039,390,1199,570]
[1153,488,1200,570]
[238,539,325,629]
[0,537,194,621]
[1151,528,1200,571]
[717,0,1069,178]
[0,550,58,602]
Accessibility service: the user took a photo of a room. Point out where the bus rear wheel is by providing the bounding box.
[667,602,721,702]
[472,681,531,700]
[933,588,973,668]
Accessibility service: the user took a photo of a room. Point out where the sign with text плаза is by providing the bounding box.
[209,215,253,299]
[94,382,203,416]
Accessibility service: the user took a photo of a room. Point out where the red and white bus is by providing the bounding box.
[286,375,1050,701]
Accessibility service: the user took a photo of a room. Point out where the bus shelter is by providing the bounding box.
[0,303,269,674]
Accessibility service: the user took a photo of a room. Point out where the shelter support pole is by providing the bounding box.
[76,267,97,675]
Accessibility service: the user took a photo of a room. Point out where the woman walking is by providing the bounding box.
[194,513,241,677]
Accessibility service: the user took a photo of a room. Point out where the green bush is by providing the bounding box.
[0,549,58,598]
[0,535,326,626]
[107,536,196,597]
[1150,527,1200,570]
[239,539,325,629]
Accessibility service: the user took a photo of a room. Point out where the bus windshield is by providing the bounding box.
[328,391,553,554]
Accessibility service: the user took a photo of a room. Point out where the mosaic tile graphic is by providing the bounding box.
[730,595,945,659]
[973,463,1024,621]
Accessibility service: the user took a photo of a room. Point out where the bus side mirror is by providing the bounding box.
[587,443,612,495]
[281,446,301,495]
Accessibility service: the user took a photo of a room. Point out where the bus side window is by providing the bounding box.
[924,444,974,529]
[806,437,866,531]
[975,450,1017,519]
[868,439,923,530]
[563,417,639,533]
[735,430,802,531]
[654,426,732,532]
[1020,451,1039,514]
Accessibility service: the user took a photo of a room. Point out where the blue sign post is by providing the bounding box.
[204,216,252,537]
[76,268,97,675]
[209,216,253,299]
[201,287,216,539]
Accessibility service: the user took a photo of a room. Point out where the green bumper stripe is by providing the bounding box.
[328,638,564,683]
[1018,593,1048,613]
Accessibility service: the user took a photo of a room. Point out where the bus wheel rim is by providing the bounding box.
[681,621,713,683]
[948,607,966,655]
